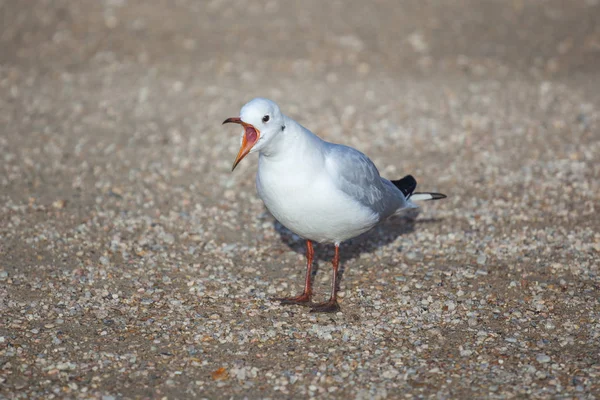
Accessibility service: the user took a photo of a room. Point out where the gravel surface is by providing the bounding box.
[1,0,599,398]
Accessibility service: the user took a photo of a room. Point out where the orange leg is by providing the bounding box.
[310,244,341,313]
[272,240,314,305]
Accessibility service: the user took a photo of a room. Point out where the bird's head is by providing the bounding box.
[223,98,285,170]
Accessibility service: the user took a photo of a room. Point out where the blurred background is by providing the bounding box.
[1,0,599,206]
[1,0,599,398]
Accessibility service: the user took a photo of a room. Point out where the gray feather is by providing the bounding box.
[324,145,407,218]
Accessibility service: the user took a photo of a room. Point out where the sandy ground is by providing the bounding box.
[1,0,599,398]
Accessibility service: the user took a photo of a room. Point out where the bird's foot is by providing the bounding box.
[309,299,341,313]
[271,293,312,306]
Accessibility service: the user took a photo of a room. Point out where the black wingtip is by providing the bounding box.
[392,175,417,198]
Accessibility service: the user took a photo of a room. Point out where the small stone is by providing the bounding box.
[52,199,67,209]
[357,63,370,75]
[161,233,175,244]
[56,362,70,371]
[382,368,398,379]
[536,370,548,379]
[536,354,551,363]
[407,32,429,53]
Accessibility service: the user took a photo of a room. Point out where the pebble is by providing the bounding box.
[537,354,551,363]
[477,254,487,265]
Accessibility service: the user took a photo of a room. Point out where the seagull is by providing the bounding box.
[223,98,446,313]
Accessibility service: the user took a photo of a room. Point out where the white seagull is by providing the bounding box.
[223,98,446,313]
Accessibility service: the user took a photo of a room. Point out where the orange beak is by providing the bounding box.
[222,117,261,171]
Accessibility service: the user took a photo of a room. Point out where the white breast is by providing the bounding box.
[256,155,379,244]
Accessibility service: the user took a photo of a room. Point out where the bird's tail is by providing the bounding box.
[391,174,447,203]
[409,192,447,202]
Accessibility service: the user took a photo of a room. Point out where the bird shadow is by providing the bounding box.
[272,209,444,289]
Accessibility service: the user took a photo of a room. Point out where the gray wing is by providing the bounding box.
[324,144,406,217]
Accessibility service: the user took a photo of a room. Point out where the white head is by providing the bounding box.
[223,98,286,170]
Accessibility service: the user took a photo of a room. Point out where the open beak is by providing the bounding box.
[222,117,260,171]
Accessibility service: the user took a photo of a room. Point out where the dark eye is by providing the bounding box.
[262,115,270,123]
